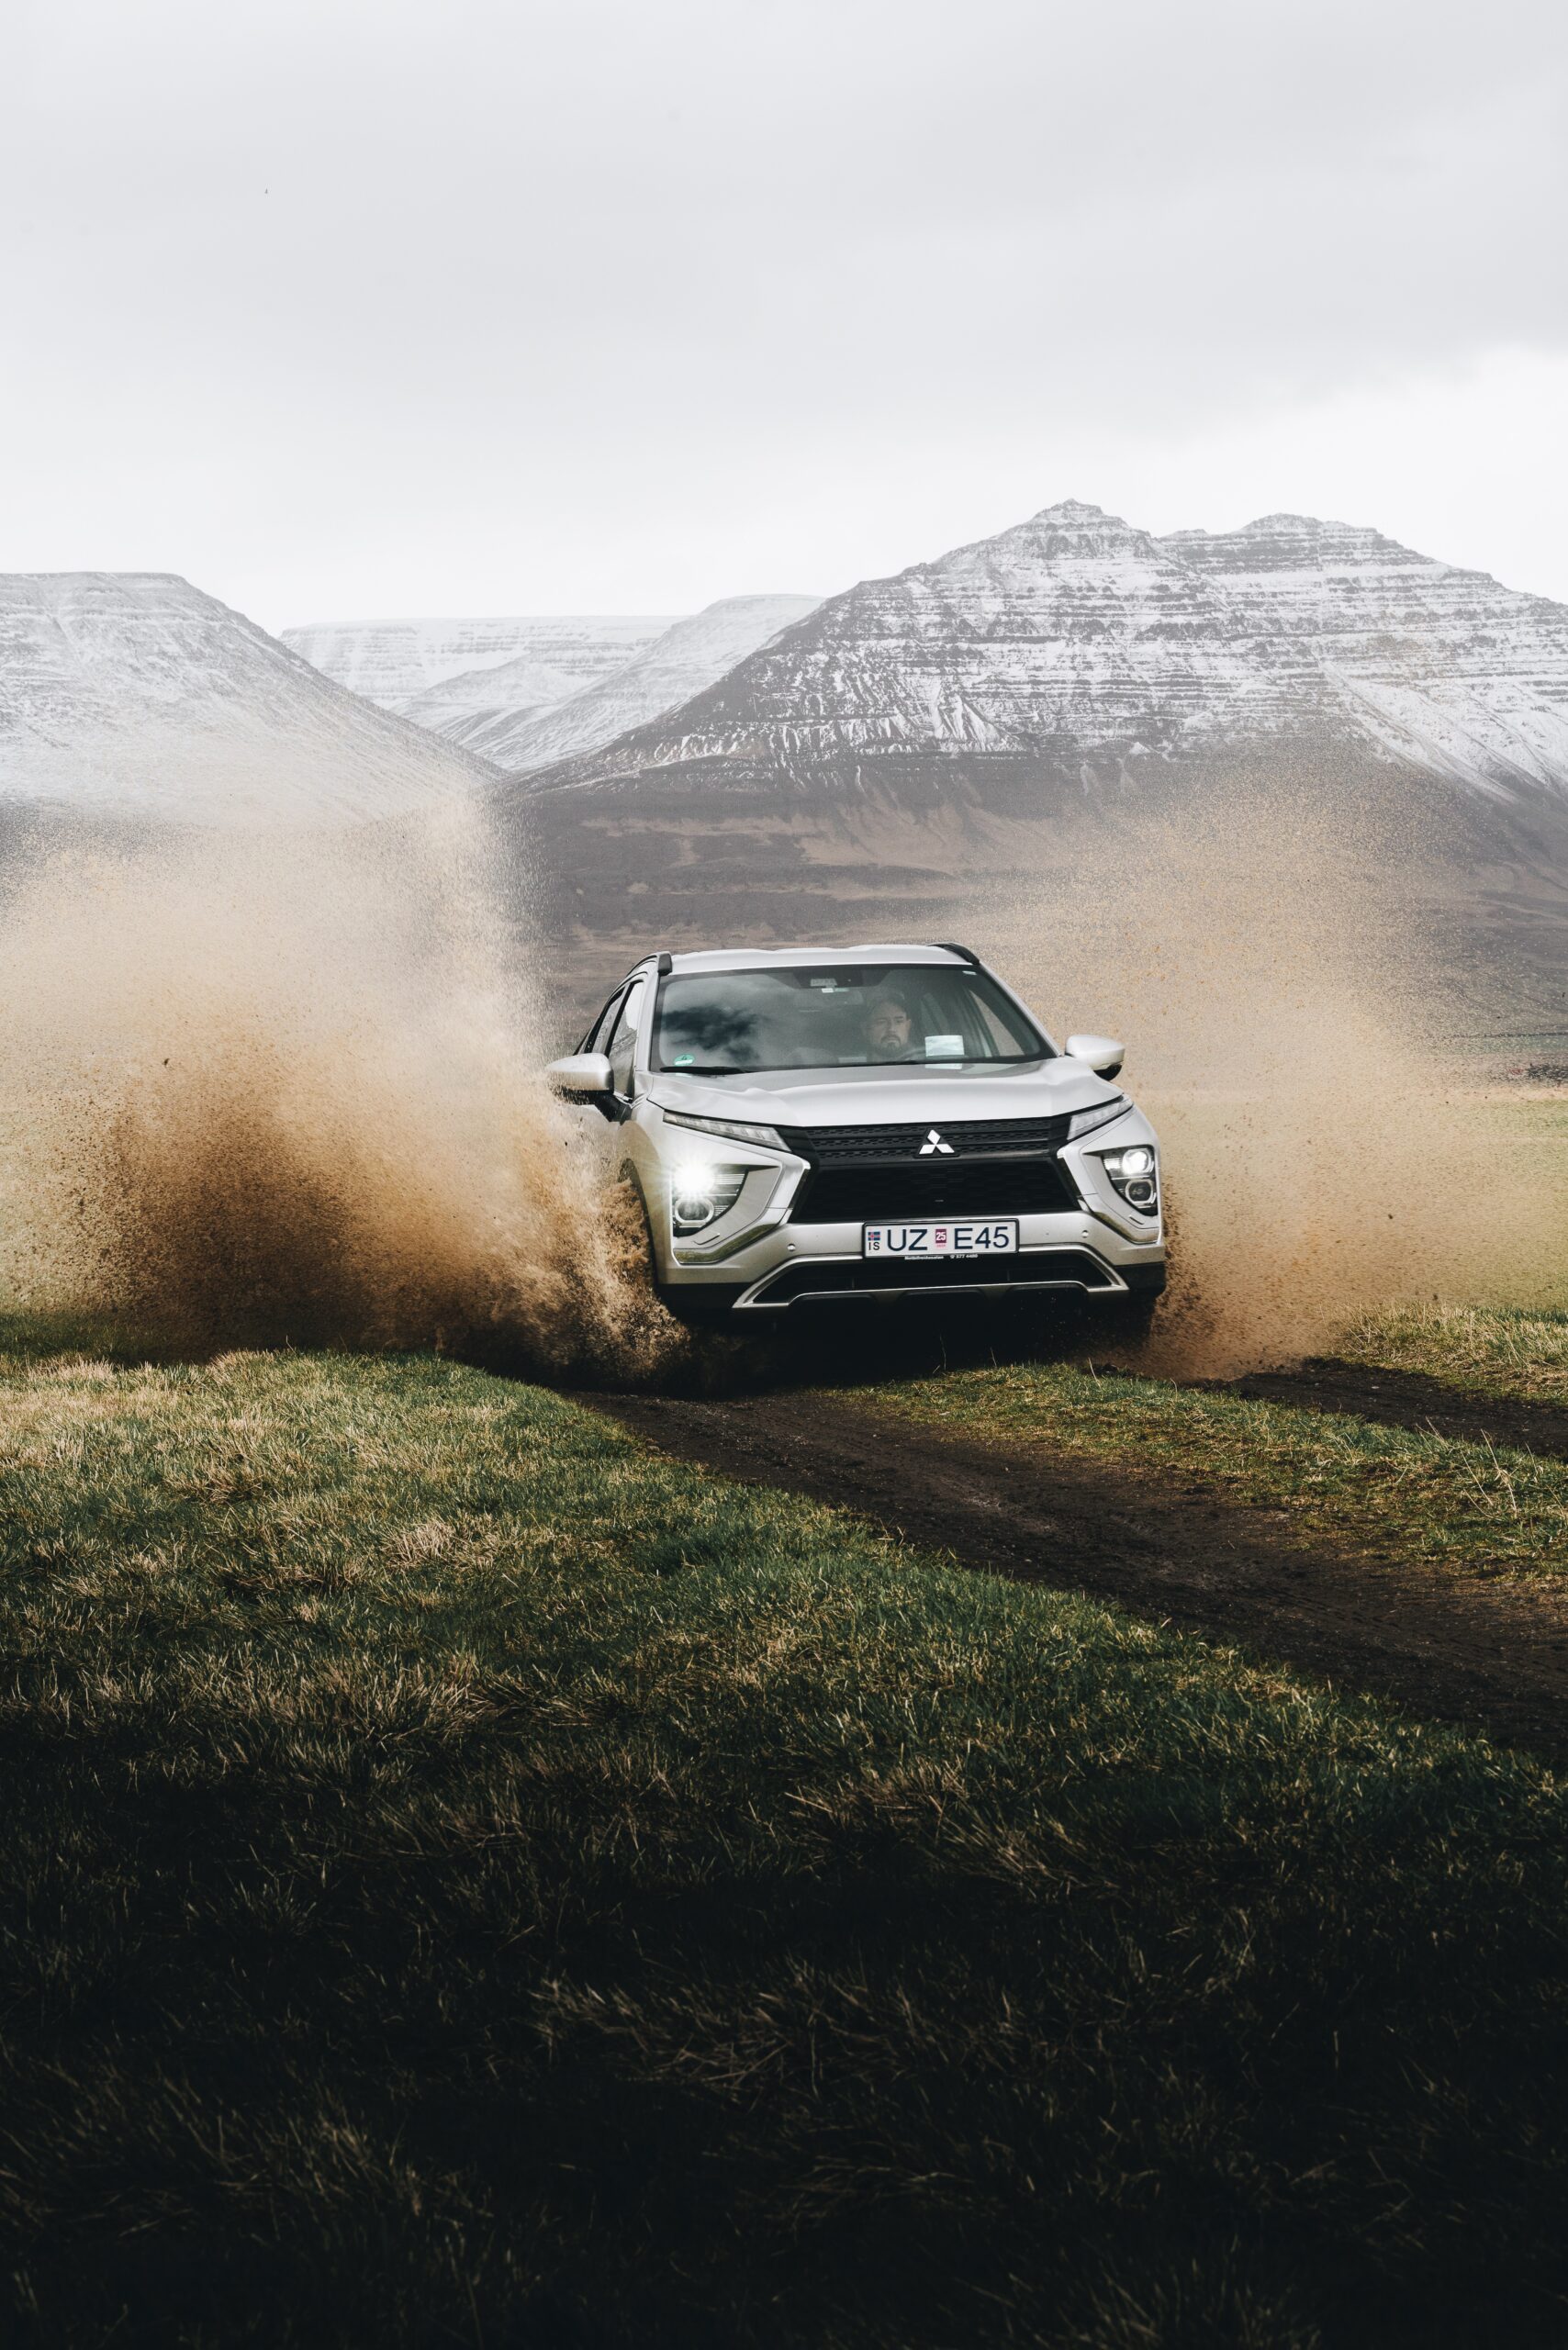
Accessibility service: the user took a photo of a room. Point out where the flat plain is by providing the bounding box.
[4,1286,1568,2347]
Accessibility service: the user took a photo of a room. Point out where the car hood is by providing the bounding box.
[647,1058,1124,1130]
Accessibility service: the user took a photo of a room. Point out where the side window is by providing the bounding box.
[606,979,646,1096]
[580,990,624,1055]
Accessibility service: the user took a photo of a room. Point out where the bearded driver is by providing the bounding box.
[864,990,914,1061]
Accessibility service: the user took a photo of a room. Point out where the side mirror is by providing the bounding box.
[546,1051,614,1099]
[1064,1032,1125,1080]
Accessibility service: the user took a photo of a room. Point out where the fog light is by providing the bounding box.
[670,1162,747,1235]
[1097,1144,1159,1217]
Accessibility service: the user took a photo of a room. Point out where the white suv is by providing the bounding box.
[547,943,1165,1328]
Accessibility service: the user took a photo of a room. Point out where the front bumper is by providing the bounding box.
[660,1207,1165,1311]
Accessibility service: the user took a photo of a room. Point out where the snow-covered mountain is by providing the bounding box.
[492,500,1568,996]
[523,501,1568,808]
[398,653,595,747]
[1164,515,1568,799]
[0,573,498,826]
[281,615,674,712]
[413,594,823,773]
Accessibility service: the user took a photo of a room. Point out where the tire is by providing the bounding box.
[604,1169,664,1306]
[1090,1289,1161,1347]
[655,1293,738,1329]
[615,1163,754,1327]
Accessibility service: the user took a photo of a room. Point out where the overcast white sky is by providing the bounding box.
[4,0,1565,629]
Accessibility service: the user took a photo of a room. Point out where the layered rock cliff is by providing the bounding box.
[521,501,1568,811]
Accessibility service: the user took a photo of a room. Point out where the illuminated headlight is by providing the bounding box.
[670,1162,748,1235]
[1097,1143,1159,1214]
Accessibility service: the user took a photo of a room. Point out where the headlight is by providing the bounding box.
[1067,1097,1127,1140]
[663,1110,786,1150]
[1096,1142,1159,1215]
[670,1161,748,1235]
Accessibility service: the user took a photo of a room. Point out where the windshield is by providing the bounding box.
[653,964,1049,1075]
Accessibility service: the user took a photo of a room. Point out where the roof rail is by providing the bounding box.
[655,952,674,976]
[933,941,979,963]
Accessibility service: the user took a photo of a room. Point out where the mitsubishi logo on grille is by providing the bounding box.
[919,1128,955,1156]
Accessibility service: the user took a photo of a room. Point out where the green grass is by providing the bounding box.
[1471,1091,1568,1139]
[1341,1302,1568,1404]
[863,1354,1568,1583]
[4,1338,1568,2345]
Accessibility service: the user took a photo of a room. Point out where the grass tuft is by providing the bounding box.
[1343,1301,1568,1404]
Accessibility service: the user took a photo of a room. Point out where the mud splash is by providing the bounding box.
[1,769,1559,1386]
[0,808,677,1374]
[992,778,1566,1372]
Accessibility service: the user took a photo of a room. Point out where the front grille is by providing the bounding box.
[792,1158,1078,1223]
[754,1248,1116,1304]
[778,1115,1074,1162]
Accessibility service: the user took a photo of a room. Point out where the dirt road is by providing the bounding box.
[593,1386,1568,1764]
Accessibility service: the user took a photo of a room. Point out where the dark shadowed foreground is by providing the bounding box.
[3,1337,1567,2348]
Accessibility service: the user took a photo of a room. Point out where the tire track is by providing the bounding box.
[590,1387,1568,1764]
[1211,1358,1568,1460]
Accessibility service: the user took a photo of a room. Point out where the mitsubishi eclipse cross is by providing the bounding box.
[546,943,1165,1327]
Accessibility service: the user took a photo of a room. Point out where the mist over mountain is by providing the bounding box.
[4,511,1566,1020]
[503,501,1568,1013]
[282,616,674,713]
[422,595,824,774]
[0,573,495,827]
[399,654,606,746]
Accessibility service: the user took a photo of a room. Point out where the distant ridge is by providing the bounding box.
[0,573,498,826]
[416,595,824,773]
[282,615,675,712]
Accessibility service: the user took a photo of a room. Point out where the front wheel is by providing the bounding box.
[653,1281,756,1329]
[1088,1288,1162,1348]
[610,1170,750,1331]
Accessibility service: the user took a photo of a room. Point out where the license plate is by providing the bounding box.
[862,1220,1018,1259]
